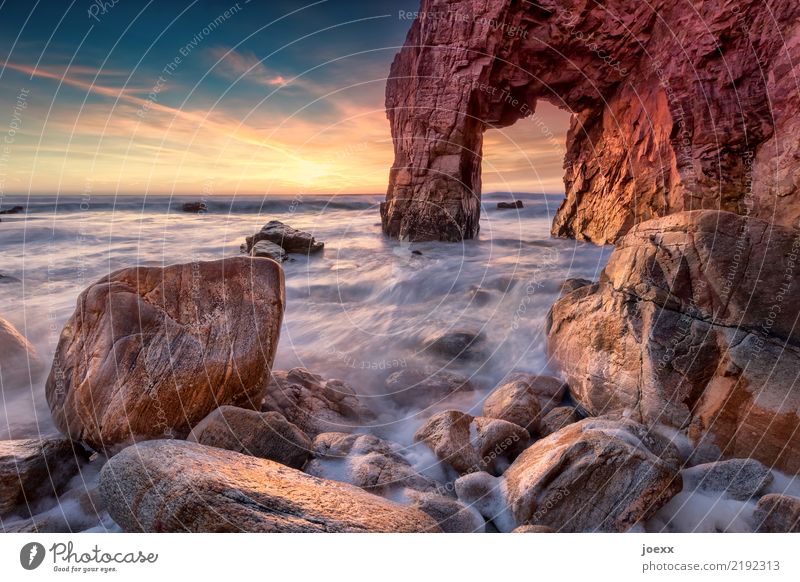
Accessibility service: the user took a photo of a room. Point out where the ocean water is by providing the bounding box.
[0,191,610,444]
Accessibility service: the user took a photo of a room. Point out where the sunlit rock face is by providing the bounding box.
[383,0,800,243]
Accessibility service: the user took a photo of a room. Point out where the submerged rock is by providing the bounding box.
[497,200,523,209]
[0,438,88,518]
[424,330,485,361]
[45,257,284,453]
[263,368,374,437]
[0,273,21,284]
[242,220,324,256]
[181,202,207,213]
[0,205,24,215]
[457,418,682,532]
[0,316,45,389]
[100,440,441,532]
[305,432,438,495]
[384,367,475,409]
[681,459,773,501]
[414,410,528,477]
[188,406,311,469]
[753,494,800,533]
[548,211,800,473]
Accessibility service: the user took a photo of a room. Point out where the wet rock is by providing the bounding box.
[681,459,773,501]
[490,373,566,420]
[0,205,24,215]
[753,494,800,533]
[384,367,475,409]
[0,273,21,284]
[263,368,374,437]
[559,278,593,295]
[181,202,207,213]
[0,438,89,517]
[538,406,582,437]
[497,200,523,209]
[482,379,543,435]
[3,482,105,533]
[0,316,45,389]
[243,220,324,255]
[45,257,284,453]
[414,410,528,476]
[305,432,438,495]
[424,330,485,361]
[405,489,485,533]
[458,418,682,532]
[188,406,311,470]
[548,211,800,473]
[248,240,288,262]
[100,440,441,532]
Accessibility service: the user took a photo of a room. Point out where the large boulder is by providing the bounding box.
[188,406,311,469]
[100,440,441,532]
[0,438,88,517]
[456,418,682,532]
[263,368,374,437]
[242,220,324,255]
[753,494,800,533]
[305,432,439,495]
[0,316,45,389]
[548,211,800,473]
[384,367,475,409]
[45,257,285,453]
[413,410,528,477]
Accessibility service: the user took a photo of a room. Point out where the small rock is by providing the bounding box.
[482,379,543,435]
[414,410,529,476]
[0,205,24,215]
[248,240,288,262]
[0,273,21,284]
[243,220,324,255]
[497,200,523,209]
[681,458,773,501]
[384,368,475,409]
[188,406,311,469]
[263,368,375,437]
[0,438,89,518]
[753,494,800,532]
[512,524,556,533]
[181,202,207,213]
[0,316,45,389]
[100,440,441,532]
[411,250,423,256]
[405,489,485,532]
[424,330,485,361]
[305,432,439,495]
[539,406,582,437]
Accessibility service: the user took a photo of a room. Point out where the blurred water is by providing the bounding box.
[0,192,611,445]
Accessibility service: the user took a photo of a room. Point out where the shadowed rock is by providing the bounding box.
[497,200,523,210]
[248,240,288,262]
[681,459,773,501]
[384,367,475,409]
[242,220,324,256]
[100,440,442,532]
[753,494,800,533]
[539,406,582,437]
[405,490,485,533]
[0,316,45,389]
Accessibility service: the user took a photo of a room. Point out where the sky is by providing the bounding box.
[0,0,570,196]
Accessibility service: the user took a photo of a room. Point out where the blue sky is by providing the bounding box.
[0,0,569,195]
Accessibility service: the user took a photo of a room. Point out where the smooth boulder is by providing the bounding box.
[681,459,773,501]
[249,240,288,262]
[188,406,311,469]
[242,220,324,255]
[263,368,374,437]
[548,211,800,473]
[46,257,285,453]
[0,438,88,517]
[100,440,441,532]
[0,316,45,389]
[414,410,528,476]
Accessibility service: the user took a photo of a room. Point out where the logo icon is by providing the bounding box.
[20,542,46,570]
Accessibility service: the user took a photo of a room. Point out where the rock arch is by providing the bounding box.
[382,0,800,243]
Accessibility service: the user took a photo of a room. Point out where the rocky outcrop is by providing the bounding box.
[455,418,682,532]
[414,410,528,476]
[383,0,800,243]
[0,316,45,389]
[46,257,285,453]
[305,432,439,495]
[681,459,773,501]
[100,440,441,532]
[188,406,311,469]
[263,368,375,436]
[753,494,800,533]
[0,438,88,517]
[384,367,475,409]
[241,220,324,256]
[548,211,800,473]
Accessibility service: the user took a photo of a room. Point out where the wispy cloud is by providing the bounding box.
[209,46,290,87]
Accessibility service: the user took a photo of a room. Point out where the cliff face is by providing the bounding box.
[383,0,800,243]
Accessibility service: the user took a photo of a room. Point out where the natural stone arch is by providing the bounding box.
[382,0,800,243]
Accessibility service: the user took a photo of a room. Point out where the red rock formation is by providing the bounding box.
[383,0,800,243]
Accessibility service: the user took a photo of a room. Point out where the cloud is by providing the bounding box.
[208,46,290,87]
